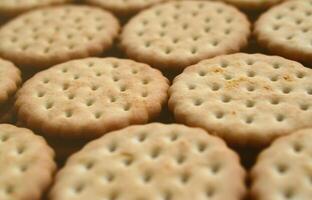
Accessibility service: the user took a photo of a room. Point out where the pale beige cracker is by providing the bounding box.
[0,124,56,200]
[85,0,167,16]
[120,0,250,70]
[0,5,120,69]
[169,53,312,146]
[0,58,21,105]
[216,0,284,10]
[255,0,312,64]
[49,123,246,200]
[251,128,312,200]
[0,0,71,17]
[15,57,169,139]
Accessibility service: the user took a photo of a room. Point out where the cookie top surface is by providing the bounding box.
[0,124,56,200]
[85,0,167,16]
[169,53,312,146]
[0,0,71,17]
[0,5,120,69]
[49,123,246,200]
[255,0,312,63]
[218,0,284,10]
[0,58,21,105]
[120,1,250,70]
[15,58,169,139]
[251,129,312,200]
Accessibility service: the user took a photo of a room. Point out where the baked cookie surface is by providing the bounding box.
[0,5,120,69]
[85,0,167,16]
[251,128,312,200]
[255,0,312,64]
[49,123,246,200]
[169,53,312,146]
[0,124,56,200]
[120,0,250,70]
[15,58,169,139]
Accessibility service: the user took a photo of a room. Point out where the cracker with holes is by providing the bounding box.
[0,0,71,18]
[49,123,246,200]
[15,57,169,139]
[169,53,312,146]
[120,1,250,70]
[85,0,167,16]
[217,0,284,10]
[255,0,312,64]
[251,128,312,200]
[0,124,56,200]
[0,5,120,69]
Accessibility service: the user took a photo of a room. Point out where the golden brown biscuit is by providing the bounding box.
[49,123,246,200]
[169,53,312,146]
[0,5,120,69]
[15,57,169,139]
[0,124,56,200]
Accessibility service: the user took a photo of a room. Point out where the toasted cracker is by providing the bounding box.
[120,0,250,70]
[0,0,71,17]
[49,123,246,200]
[0,58,21,105]
[0,5,120,69]
[255,0,312,64]
[251,128,312,200]
[15,57,169,139]
[169,53,312,146]
[85,0,167,16]
[0,124,56,200]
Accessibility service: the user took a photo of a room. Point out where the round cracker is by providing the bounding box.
[0,124,56,200]
[218,0,284,10]
[49,123,246,200]
[255,0,312,64]
[120,0,250,70]
[85,0,167,16]
[169,53,312,146]
[0,58,21,105]
[0,5,120,69]
[0,0,71,17]
[15,57,169,139]
[251,129,312,200]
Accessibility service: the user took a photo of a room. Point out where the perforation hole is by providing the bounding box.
[123,104,131,111]
[73,183,85,194]
[65,110,73,118]
[215,111,224,119]
[142,79,149,85]
[193,99,203,106]
[246,85,255,92]
[283,188,294,199]
[273,63,281,69]
[206,186,215,198]
[224,74,232,80]
[0,135,9,142]
[300,104,309,111]
[221,95,231,103]
[67,94,75,100]
[138,133,147,142]
[108,142,117,153]
[104,173,115,182]
[176,154,186,165]
[17,146,26,154]
[91,85,99,91]
[62,83,69,91]
[94,112,102,119]
[282,87,292,94]
[37,91,45,98]
[84,161,94,170]
[123,157,133,166]
[45,102,54,110]
[163,191,172,200]
[306,88,312,95]
[270,75,278,82]
[296,72,305,78]
[191,47,197,54]
[246,100,255,108]
[197,142,207,152]
[276,114,285,122]
[221,61,228,68]
[142,171,152,183]
[211,83,220,91]
[5,185,14,194]
[180,172,190,184]
[247,71,255,77]
[120,85,127,92]
[245,116,254,124]
[151,147,161,159]
[43,79,50,84]
[293,143,303,153]
[86,99,94,107]
[188,84,196,90]
[170,133,179,142]
[211,163,221,174]
[198,70,206,76]
[276,164,288,174]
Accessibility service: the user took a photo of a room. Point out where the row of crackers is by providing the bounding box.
[1,0,312,200]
